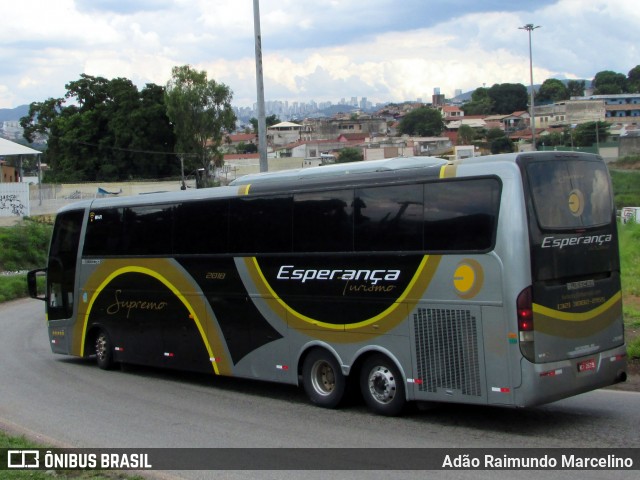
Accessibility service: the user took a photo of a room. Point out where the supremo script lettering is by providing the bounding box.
[277,265,400,285]
[541,234,613,250]
[106,289,168,318]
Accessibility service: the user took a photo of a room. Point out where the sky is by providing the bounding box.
[0,0,638,110]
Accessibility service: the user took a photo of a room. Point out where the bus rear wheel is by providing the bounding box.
[95,330,114,370]
[302,349,346,409]
[360,354,406,416]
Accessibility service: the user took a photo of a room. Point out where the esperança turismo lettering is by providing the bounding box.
[541,234,613,250]
[277,265,401,285]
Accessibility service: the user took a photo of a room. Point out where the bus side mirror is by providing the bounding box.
[27,268,47,301]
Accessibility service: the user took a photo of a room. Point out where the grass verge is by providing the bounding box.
[0,431,143,479]
[0,274,30,303]
[619,222,640,359]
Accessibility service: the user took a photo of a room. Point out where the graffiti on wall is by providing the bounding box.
[0,184,30,217]
[0,194,26,216]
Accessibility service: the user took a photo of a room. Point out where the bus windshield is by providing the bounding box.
[526,160,612,230]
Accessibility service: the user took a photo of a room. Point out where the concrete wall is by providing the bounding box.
[619,136,640,158]
[20,157,309,220]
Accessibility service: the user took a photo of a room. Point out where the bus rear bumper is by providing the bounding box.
[515,344,628,407]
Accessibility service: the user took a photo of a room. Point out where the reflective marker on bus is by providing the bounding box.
[28,152,627,416]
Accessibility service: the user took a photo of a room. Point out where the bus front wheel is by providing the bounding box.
[360,354,406,416]
[95,330,114,370]
[302,349,346,409]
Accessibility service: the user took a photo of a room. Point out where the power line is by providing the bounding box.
[73,140,199,157]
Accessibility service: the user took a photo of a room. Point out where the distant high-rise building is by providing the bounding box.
[432,92,445,106]
[454,89,462,98]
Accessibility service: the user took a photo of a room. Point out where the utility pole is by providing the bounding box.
[38,155,42,206]
[179,155,186,190]
[253,0,268,172]
[519,24,540,150]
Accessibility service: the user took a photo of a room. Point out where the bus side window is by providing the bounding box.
[423,178,500,252]
[354,184,423,251]
[230,196,293,253]
[293,190,353,252]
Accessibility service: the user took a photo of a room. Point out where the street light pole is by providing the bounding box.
[519,24,540,150]
[253,0,268,172]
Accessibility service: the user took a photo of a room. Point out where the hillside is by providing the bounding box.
[0,105,29,122]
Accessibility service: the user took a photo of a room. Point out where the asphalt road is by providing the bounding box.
[1,298,638,480]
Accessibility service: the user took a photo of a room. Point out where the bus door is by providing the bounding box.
[46,210,84,322]
[520,156,624,365]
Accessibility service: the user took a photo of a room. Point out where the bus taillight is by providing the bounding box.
[517,287,535,361]
[517,287,533,331]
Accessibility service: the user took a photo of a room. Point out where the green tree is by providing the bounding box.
[20,74,177,182]
[463,84,527,115]
[573,121,610,147]
[126,83,179,179]
[21,98,67,179]
[471,88,490,102]
[457,124,476,145]
[593,70,628,94]
[536,79,569,104]
[628,65,640,93]
[485,127,507,143]
[21,97,63,143]
[566,80,586,97]
[165,65,236,188]
[540,131,565,147]
[250,114,280,133]
[482,127,513,154]
[461,87,493,115]
[398,106,445,136]
[487,83,528,114]
[490,136,514,154]
[336,147,363,163]
[236,142,258,154]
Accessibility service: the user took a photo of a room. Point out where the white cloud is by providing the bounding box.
[0,0,638,109]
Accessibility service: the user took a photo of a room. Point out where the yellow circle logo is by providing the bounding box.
[453,259,484,299]
[568,189,584,217]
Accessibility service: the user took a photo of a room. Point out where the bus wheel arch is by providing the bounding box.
[358,352,407,416]
[300,347,347,409]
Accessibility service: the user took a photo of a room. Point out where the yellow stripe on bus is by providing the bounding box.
[533,292,622,322]
[77,260,229,375]
[532,291,623,338]
[439,165,457,178]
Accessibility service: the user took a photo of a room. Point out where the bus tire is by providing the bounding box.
[95,330,114,370]
[302,349,346,409]
[360,354,406,416]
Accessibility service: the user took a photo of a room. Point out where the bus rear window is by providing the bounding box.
[526,160,612,230]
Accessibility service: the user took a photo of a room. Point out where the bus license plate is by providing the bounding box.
[578,359,596,372]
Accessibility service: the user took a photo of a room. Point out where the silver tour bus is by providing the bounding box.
[28,152,627,415]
